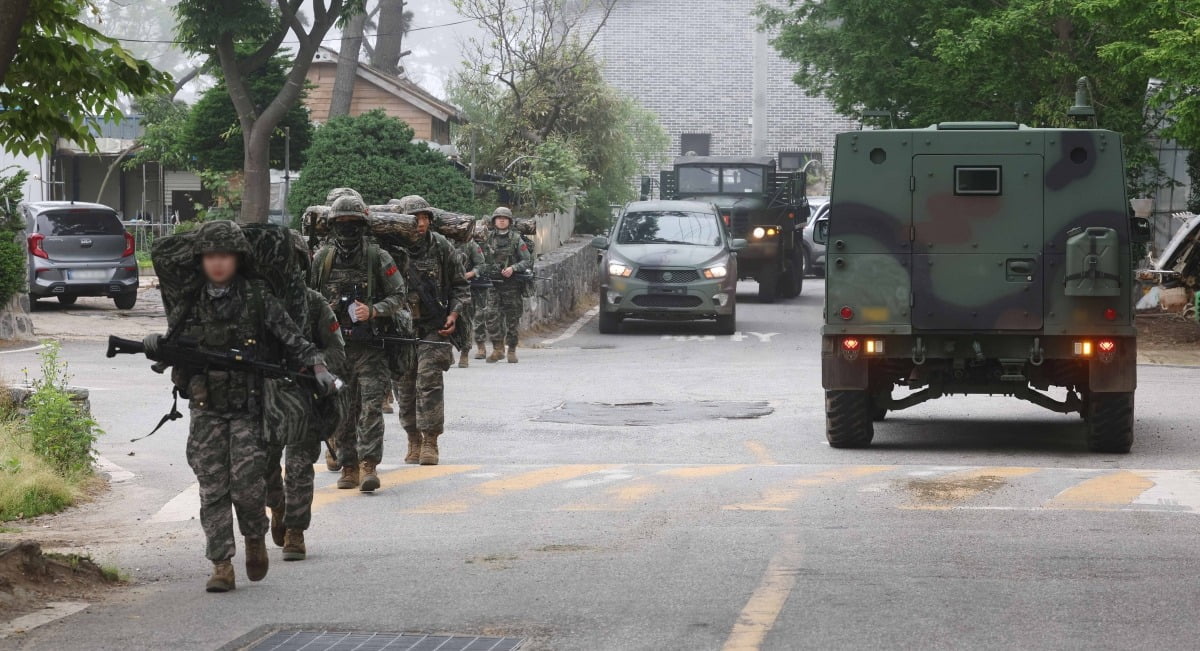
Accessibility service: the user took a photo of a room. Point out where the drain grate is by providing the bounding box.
[249,630,524,651]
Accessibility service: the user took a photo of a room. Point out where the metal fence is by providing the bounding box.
[122,222,177,255]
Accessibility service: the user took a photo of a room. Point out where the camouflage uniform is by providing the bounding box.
[311,195,407,491]
[482,209,533,357]
[174,223,324,576]
[456,238,487,364]
[393,196,471,465]
[265,286,345,547]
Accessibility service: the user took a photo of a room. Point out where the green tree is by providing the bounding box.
[182,56,313,172]
[126,94,193,171]
[759,0,1158,192]
[287,110,478,217]
[173,0,364,223]
[0,169,28,306]
[0,0,171,157]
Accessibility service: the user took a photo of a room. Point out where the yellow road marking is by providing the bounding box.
[1047,470,1154,510]
[723,466,893,511]
[408,464,614,514]
[310,465,479,512]
[743,441,777,465]
[721,535,802,651]
[903,467,1039,510]
[560,465,746,512]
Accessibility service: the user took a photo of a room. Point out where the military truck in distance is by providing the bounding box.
[661,156,809,302]
[818,121,1151,453]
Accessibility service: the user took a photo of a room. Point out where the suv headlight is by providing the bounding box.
[608,262,633,278]
[703,264,728,279]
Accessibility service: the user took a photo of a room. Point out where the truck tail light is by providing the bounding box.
[28,233,48,259]
[1074,341,1094,357]
[122,232,136,258]
[1097,339,1116,353]
[842,338,860,351]
[839,306,854,320]
[865,339,884,355]
[1104,308,1117,321]
[722,213,730,226]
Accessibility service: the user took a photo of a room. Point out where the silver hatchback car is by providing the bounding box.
[23,201,139,309]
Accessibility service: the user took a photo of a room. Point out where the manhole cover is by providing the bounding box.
[535,400,773,426]
[248,631,524,651]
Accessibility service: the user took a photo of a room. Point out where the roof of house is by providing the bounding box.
[312,47,464,123]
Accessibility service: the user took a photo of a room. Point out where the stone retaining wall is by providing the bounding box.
[0,294,33,341]
[520,237,601,331]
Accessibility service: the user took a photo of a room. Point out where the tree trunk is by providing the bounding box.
[0,0,31,85]
[329,12,367,119]
[371,0,408,75]
[239,125,275,224]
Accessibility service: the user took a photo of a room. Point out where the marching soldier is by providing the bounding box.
[310,194,408,492]
[142,221,336,592]
[456,234,486,368]
[265,233,346,561]
[393,195,471,465]
[482,207,532,363]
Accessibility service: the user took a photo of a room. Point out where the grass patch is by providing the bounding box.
[99,564,128,583]
[0,420,77,521]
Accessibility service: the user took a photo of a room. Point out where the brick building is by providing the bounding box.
[577,0,859,178]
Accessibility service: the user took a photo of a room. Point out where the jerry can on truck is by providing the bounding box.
[817,120,1152,453]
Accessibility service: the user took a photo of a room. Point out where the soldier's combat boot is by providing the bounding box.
[206,560,235,593]
[269,508,285,547]
[244,537,269,582]
[487,341,505,363]
[360,460,380,492]
[475,343,487,360]
[336,464,360,489]
[325,440,340,472]
[459,349,470,368]
[405,432,422,464]
[419,432,440,465]
[507,345,519,364]
[282,529,306,561]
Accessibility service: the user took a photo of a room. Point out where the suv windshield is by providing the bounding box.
[37,210,123,236]
[677,166,766,194]
[617,210,722,246]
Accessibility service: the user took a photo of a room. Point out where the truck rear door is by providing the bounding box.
[911,154,1044,330]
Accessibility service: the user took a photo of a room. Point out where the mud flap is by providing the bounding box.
[822,336,868,390]
[1089,337,1137,393]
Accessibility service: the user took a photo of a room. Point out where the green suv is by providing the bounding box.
[591,200,747,334]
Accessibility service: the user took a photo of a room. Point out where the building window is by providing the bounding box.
[681,133,711,157]
[779,151,821,172]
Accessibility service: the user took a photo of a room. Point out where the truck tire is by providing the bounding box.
[1085,392,1134,454]
[598,310,621,334]
[825,390,875,448]
[757,274,778,303]
[779,249,804,299]
[715,302,736,335]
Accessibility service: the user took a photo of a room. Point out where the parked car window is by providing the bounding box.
[37,210,124,236]
[678,167,720,194]
[617,210,723,247]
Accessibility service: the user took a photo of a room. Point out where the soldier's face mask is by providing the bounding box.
[201,252,238,286]
[332,220,366,251]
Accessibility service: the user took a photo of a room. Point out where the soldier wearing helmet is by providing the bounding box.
[481,206,532,363]
[310,193,408,493]
[262,230,347,561]
[141,220,335,592]
[456,231,487,366]
[389,195,470,466]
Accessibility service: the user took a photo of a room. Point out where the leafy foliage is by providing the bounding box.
[0,170,28,306]
[23,341,101,479]
[0,0,171,157]
[758,0,1162,194]
[287,110,479,217]
[126,94,194,171]
[182,55,313,172]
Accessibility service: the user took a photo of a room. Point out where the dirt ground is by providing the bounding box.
[25,283,166,341]
[1136,313,1200,366]
[0,541,120,619]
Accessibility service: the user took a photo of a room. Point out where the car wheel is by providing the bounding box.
[825,390,875,448]
[57,295,77,306]
[1085,391,1134,454]
[114,292,137,310]
[757,273,778,304]
[715,302,736,335]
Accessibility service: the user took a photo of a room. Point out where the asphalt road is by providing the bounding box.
[4,281,1200,650]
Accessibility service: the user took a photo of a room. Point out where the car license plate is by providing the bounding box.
[68,269,108,281]
[649,286,685,295]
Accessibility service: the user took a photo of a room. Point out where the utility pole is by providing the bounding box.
[751,25,769,158]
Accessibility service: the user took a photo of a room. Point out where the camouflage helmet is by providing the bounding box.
[396,195,435,216]
[289,229,311,271]
[330,194,368,221]
[325,187,363,206]
[194,220,251,256]
[491,206,513,225]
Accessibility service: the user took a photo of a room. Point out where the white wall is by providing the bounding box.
[0,150,46,204]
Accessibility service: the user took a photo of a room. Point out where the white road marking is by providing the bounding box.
[563,469,636,489]
[0,601,89,639]
[0,343,46,355]
[542,307,599,347]
[1133,470,1200,510]
[94,455,134,484]
[150,483,200,523]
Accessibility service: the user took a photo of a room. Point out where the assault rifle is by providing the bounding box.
[340,328,452,348]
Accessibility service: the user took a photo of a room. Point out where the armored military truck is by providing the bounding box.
[661,156,809,302]
[818,121,1151,453]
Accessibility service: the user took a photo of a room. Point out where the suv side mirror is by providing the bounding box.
[729,238,748,252]
[590,235,610,250]
[814,219,830,245]
[1130,217,1152,244]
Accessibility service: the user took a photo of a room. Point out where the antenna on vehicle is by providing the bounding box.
[1067,77,1098,128]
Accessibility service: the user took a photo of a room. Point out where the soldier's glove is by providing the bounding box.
[313,364,341,397]
[142,333,163,358]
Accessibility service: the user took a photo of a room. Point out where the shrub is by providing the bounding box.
[0,169,28,306]
[24,341,101,478]
[0,420,75,521]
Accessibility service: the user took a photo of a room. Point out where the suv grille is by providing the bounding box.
[632,294,703,308]
[635,268,701,283]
